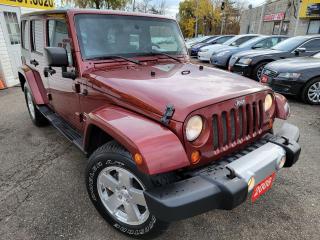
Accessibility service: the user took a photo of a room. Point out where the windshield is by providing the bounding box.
[238,37,264,48]
[271,36,306,52]
[75,14,187,60]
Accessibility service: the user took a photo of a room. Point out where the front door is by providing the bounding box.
[45,16,82,131]
[0,5,21,85]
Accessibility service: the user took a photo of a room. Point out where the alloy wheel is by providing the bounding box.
[97,166,149,226]
[307,81,320,103]
[256,65,265,81]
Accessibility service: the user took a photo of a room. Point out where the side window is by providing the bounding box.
[47,19,72,65]
[150,25,178,52]
[300,39,320,52]
[30,20,44,54]
[231,36,255,46]
[21,20,29,49]
[253,38,279,49]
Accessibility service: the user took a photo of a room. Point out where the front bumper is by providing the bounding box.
[144,123,301,222]
[210,55,229,67]
[267,78,304,96]
[230,64,252,77]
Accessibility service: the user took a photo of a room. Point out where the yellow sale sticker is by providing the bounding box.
[0,0,55,10]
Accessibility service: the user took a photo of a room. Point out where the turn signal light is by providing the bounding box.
[191,150,201,164]
[134,153,143,165]
[248,176,255,192]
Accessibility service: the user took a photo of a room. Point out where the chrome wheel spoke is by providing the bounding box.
[99,172,119,192]
[124,203,141,222]
[129,188,147,206]
[118,171,131,187]
[308,81,320,103]
[106,194,122,213]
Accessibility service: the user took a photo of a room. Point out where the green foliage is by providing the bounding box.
[179,0,244,37]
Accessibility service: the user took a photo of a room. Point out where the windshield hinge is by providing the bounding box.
[161,104,175,126]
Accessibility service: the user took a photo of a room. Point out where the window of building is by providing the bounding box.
[280,22,289,35]
[21,20,29,49]
[4,12,20,45]
[272,22,281,35]
[30,20,44,54]
[307,20,320,34]
[47,19,72,65]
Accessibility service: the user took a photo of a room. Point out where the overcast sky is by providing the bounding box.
[56,0,267,18]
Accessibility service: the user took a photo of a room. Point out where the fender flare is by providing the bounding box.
[18,65,48,105]
[275,93,290,120]
[84,106,190,175]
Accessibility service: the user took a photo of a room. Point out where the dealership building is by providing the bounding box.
[240,0,320,36]
[0,1,54,88]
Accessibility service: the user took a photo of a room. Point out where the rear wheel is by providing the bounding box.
[302,78,320,105]
[85,141,170,238]
[24,86,48,126]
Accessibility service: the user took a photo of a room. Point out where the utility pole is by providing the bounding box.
[220,1,225,35]
[195,0,199,37]
[132,0,136,11]
[294,0,302,36]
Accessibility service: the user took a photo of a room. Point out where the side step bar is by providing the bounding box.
[37,105,85,153]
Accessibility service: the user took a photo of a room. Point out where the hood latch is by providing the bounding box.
[161,104,175,126]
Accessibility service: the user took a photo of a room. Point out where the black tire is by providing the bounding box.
[301,78,320,105]
[252,61,269,81]
[24,86,48,126]
[85,141,170,238]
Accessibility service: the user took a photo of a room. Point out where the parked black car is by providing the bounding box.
[189,35,234,57]
[261,53,320,105]
[229,35,320,81]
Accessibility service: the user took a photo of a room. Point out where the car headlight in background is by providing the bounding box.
[264,94,273,112]
[277,72,301,79]
[200,48,208,52]
[186,115,203,141]
[238,58,252,65]
[216,51,229,57]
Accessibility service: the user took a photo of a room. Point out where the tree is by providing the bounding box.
[178,0,248,37]
[62,0,130,9]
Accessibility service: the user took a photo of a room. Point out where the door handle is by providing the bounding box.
[30,59,39,67]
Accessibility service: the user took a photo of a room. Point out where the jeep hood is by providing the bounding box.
[85,62,268,122]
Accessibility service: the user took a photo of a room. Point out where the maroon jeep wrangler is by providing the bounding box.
[18,9,301,237]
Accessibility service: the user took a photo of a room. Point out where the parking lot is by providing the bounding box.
[0,64,319,239]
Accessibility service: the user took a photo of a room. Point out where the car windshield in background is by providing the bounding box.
[75,14,186,60]
[228,36,257,47]
[271,36,306,52]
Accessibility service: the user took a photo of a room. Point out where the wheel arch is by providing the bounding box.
[83,106,190,175]
[18,66,48,105]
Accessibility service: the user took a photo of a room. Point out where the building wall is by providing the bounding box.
[240,0,317,36]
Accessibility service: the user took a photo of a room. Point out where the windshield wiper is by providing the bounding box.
[88,55,141,65]
[147,51,182,63]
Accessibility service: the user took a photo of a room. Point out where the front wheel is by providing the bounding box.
[253,62,269,81]
[302,78,320,105]
[85,141,169,238]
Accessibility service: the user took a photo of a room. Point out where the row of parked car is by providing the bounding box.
[186,34,320,105]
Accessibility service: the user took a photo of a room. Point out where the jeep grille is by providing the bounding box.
[212,101,264,150]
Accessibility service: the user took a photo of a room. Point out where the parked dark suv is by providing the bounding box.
[229,35,320,81]
[18,9,301,238]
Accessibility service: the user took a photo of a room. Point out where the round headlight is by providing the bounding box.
[186,115,203,141]
[264,94,273,112]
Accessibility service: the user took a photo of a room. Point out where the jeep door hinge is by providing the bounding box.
[47,93,52,101]
[161,104,175,126]
[75,112,85,122]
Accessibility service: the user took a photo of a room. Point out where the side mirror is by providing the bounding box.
[44,47,76,80]
[294,47,306,55]
[45,47,68,67]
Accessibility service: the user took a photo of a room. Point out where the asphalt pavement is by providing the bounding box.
[0,84,319,240]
